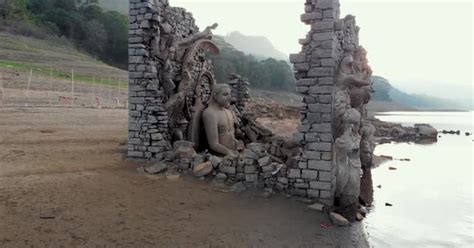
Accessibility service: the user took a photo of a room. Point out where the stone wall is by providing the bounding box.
[128,0,199,159]
[290,0,341,206]
[290,0,373,207]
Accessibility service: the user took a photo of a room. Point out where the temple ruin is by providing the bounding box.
[128,0,375,221]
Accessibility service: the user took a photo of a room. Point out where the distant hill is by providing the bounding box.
[224,31,288,61]
[211,35,295,91]
[371,76,467,110]
[99,0,128,14]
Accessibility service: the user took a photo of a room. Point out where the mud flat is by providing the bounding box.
[0,107,369,248]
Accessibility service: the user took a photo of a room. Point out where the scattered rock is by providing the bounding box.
[210,155,223,168]
[144,163,168,174]
[258,156,272,167]
[385,203,393,207]
[329,212,350,226]
[377,185,382,189]
[308,203,325,212]
[215,173,227,181]
[388,167,397,170]
[356,213,364,221]
[466,132,471,136]
[230,182,247,193]
[193,161,213,177]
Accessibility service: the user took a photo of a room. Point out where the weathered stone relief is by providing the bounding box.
[130,0,376,223]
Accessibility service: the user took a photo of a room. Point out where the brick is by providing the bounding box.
[308,160,332,171]
[288,169,301,178]
[318,171,332,182]
[310,181,332,190]
[302,170,318,179]
[308,66,334,77]
[290,53,306,63]
[312,123,332,132]
[307,142,332,152]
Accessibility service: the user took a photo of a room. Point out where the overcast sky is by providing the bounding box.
[174,0,473,100]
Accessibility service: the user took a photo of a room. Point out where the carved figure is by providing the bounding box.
[334,108,362,221]
[202,84,240,157]
[360,121,376,168]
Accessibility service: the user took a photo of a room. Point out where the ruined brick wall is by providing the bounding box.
[128,0,199,159]
[290,0,340,205]
[291,0,370,206]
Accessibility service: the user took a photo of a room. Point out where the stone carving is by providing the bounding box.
[360,121,376,168]
[334,108,362,221]
[202,84,241,157]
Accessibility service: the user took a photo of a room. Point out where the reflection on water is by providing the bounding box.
[366,111,473,248]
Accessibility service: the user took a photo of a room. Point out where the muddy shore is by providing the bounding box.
[0,107,370,248]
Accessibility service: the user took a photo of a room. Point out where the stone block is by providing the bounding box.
[128,151,144,157]
[310,49,335,59]
[308,103,331,113]
[307,142,332,152]
[308,66,334,77]
[312,20,334,31]
[298,161,308,169]
[318,77,334,85]
[321,152,332,161]
[316,0,336,10]
[311,32,334,41]
[294,63,310,71]
[321,58,336,67]
[318,95,332,104]
[319,171,332,182]
[312,123,332,132]
[302,151,321,160]
[296,78,316,86]
[319,133,333,142]
[244,166,256,174]
[295,183,309,189]
[302,169,318,179]
[278,177,288,184]
[310,181,332,190]
[220,166,236,175]
[300,12,322,23]
[308,189,319,198]
[308,160,332,171]
[245,174,258,182]
[304,133,318,142]
[151,133,163,140]
[288,169,301,178]
[289,53,306,63]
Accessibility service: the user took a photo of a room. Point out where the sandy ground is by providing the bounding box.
[0,107,369,248]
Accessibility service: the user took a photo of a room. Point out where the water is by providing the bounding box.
[366,111,474,248]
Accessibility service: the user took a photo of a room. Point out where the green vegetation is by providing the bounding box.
[0,0,128,69]
[0,60,126,88]
[0,0,295,91]
[212,36,295,91]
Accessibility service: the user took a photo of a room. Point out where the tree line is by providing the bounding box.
[0,0,128,69]
[212,37,295,91]
[0,0,295,91]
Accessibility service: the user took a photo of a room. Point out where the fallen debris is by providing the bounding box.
[308,203,325,212]
[144,163,168,174]
[193,161,213,177]
[329,212,350,226]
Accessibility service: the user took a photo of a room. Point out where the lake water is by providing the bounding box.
[366,111,473,248]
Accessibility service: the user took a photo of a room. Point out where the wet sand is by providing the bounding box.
[0,107,369,247]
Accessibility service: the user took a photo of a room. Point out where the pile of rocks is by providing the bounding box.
[228,74,250,113]
[372,119,438,142]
